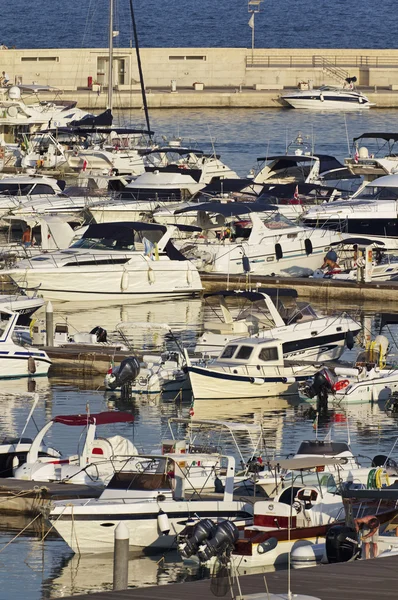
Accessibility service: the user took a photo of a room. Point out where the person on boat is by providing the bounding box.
[1,71,10,86]
[22,226,32,248]
[321,249,341,274]
[355,515,379,558]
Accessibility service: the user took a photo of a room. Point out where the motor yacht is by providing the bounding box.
[3,222,203,301]
[345,133,398,183]
[196,289,360,361]
[301,174,398,248]
[175,202,347,276]
[281,85,373,110]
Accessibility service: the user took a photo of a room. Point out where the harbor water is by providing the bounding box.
[3,0,397,50]
[0,293,398,599]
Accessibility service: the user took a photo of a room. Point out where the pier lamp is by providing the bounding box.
[248,0,264,59]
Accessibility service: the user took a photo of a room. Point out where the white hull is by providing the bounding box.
[9,261,202,302]
[285,98,371,110]
[187,365,316,400]
[232,537,325,569]
[0,355,50,378]
[51,499,251,553]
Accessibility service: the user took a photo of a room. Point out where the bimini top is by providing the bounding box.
[204,289,298,301]
[330,237,385,247]
[53,412,134,426]
[175,201,277,216]
[82,222,167,240]
[267,456,344,470]
[296,440,351,456]
[353,133,398,142]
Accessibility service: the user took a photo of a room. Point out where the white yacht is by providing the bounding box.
[345,133,398,183]
[3,222,203,301]
[0,85,90,141]
[185,337,318,400]
[0,308,51,378]
[175,202,347,276]
[89,170,204,223]
[196,289,360,361]
[281,86,373,110]
[301,174,398,248]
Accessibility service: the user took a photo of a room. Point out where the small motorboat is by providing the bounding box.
[302,335,398,404]
[281,84,373,111]
[0,308,51,378]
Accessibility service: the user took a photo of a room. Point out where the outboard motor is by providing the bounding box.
[107,356,140,391]
[325,525,359,563]
[307,367,337,399]
[90,326,107,343]
[197,520,239,562]
[178,519,217,559]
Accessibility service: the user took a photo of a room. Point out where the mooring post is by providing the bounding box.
[46,301,54,347]
[113,521,129,590]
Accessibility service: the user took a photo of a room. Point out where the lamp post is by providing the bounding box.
[248,0,264,62]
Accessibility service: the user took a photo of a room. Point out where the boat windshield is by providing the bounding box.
[262,212,296,230]
[354,185,398,201]
[71,237,135,251]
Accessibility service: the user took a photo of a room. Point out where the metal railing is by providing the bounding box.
[246,53,398,69]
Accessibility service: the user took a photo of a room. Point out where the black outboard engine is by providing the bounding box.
[198,521,239,562]
[107,356,140,391]
[178,519,217,559]
[307,367,337,399]
[325,525,359,563]
[90,326,107,343]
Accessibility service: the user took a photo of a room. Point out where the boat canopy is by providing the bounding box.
[330,237,385,246]
[267,456,344,470]
[201,178,255,195]
[204,289,298,301]
[259,182,334,197]
[175,201,277,216]
[18,84,61,94]
[353,133,398,142]
[53,412,134,426]
[296,440,351,456]
[257,154,345,174]
[82,222,167,240]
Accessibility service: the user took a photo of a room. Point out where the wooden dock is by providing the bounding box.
[58,554,398,599]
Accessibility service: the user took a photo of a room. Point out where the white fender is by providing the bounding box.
[157,509,170,535]
[120,269,129,291]
[148,268,155,284]
[186,268,193,284]
[319,93,324,102]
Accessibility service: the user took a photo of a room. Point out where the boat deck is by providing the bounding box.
[58,554,398,599]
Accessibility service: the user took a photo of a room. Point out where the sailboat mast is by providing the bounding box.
[108,0,114,111]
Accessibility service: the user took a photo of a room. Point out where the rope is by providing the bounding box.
[0,514,41,553]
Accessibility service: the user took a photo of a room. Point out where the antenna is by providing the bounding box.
[344,113,351,155]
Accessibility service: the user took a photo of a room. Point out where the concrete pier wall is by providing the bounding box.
[2,47,398,108]
[1,47,398,90]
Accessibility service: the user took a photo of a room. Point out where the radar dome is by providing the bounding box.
[8,86,21,100]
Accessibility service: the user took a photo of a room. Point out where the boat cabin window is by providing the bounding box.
[30,184,57,195]
[263,213,295,230]
[259,347,279,361]
[71,237,135,251]
[220,345,238,359]
[235,345,253,360]
[0,183,34,196]
[355,185,398,201]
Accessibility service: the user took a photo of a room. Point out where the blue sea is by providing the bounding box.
[1,0,395,50]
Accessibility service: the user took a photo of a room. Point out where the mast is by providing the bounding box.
[108,0,114,111]
[129,0,152,138]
